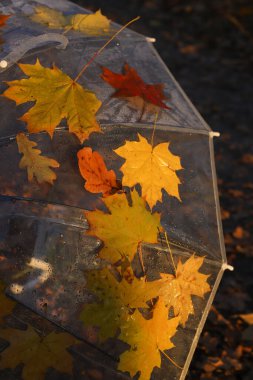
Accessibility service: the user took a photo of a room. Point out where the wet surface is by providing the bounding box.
[71,0,253,379]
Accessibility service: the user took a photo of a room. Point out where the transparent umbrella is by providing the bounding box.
[0,1,231,380]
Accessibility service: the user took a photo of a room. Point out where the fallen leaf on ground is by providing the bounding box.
[0,326,77,380]
[77,147,119,196]
[101,64,170,109]
[16,133,59,185]
[80,268,166,341]
[31,5,110,35]
[0,281,16,323]
[0,14,10,28]
[239,313,253,324]
[85,189,161,263]
[233,226,249,239]
[240,153,253,164]
[115,133,182,209]
[179,44,202,54]
[159,255,211,326]
[119,298,180,380]
[4,59,101,143]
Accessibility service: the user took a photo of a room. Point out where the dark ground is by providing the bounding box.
[72,0,253,379]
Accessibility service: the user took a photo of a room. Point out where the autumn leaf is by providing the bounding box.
[16,133,59,185]
[31,5,110,35]
[3,59,102,143]
[159,255,211,326]
[0,14,10,28]
[80,268,164,341]
[114,133,182,209]
[101,63,170,109]
[0,326,77,380]
[119,298,180,380]
[85,189,161,264]
[77,147,119,196]
[71,10,110,35]
[0,281,16,323]
[30,5,67,28]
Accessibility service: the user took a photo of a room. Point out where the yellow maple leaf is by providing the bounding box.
[114,133,183,209]
[30,5,68,28]
[0,281,16,323]
[71,10,110,35]
[16,133,59,185]
[85,189,161,264]
[0,326,77,380]
[159,255,211,326]
[3,59,102,143]
[80,268,165,341]
[31,5,110,35]
[119,298,180,380]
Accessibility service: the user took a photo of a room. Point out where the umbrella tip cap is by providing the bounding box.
[222,263,234,271]
[209,131,220,138]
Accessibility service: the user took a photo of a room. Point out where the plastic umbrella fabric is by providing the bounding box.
[0,1,229,380]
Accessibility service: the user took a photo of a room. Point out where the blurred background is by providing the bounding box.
[72,1,253,379]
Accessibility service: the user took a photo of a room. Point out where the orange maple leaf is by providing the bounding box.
[0,15,10,28]
[101,63,170,109]
[77,147,119,196]
[159,255,211,326]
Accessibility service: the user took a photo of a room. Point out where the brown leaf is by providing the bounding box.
[16,133,59,185]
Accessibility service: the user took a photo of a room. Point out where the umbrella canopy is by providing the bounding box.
[0,1,229,380]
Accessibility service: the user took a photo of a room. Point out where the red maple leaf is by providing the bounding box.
[101,63,170,109]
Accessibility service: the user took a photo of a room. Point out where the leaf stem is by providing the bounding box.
[160,349,183,370]
[74,16,140,82]
[151,111,159,150]
[63,25,73,35]
[165,231,176,274]
[138,242,146,275]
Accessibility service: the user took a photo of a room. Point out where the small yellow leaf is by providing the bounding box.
[30,5,68,28]
[85,189,161,264]
[119,298,180,380]
[0,326,77,380]
[4,59,102,143]
[0,281,16,323]
[16,133,59,185]
[70,10,110,35]
[159,255,211,326]
[114,133,182,209]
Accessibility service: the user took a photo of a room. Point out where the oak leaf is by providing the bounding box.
[3,59,102,143]
[119,298,180,380]
[101,64,169,109]
[16,133,59,185]
[77,147,119,196]
[80,268,164,340]
[0,14,10,28]
[159,255,211,326]
[0,281,16,323]
[114,133,182,209]
[0,326,77,380]
[85,189,161,264]
[31,5,110,35]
